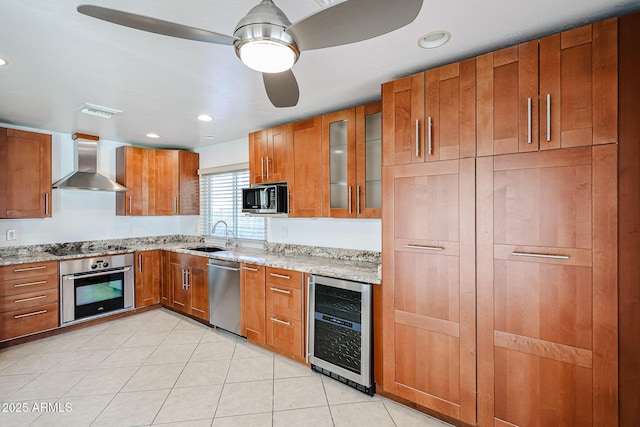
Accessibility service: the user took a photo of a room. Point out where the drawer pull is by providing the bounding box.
[270,287,291,295]
[14,280,48,288]
[241,266,259,272]
[511,251,570,260]
[405,244,444,251]
[270,273,291,280]
[14,295,48,304]
[270,317,291,326]
[13,265,47,273]
[14,309,48,319]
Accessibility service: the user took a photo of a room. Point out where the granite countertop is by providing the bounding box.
[0,236,381,284]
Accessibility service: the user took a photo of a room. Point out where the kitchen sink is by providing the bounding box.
[185,246,226,253]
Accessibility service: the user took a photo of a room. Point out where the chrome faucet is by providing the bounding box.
[212,220,236,248]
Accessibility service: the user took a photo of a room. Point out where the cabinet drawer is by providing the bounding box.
[266,314,303,358]
[0,261,58,282]
[266,285,302,321]
[266,268,302,289]
[0,274,58,298]
[0,288,58,312]
[0,302,59,341]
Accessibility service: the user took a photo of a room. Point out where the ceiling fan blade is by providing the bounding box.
[77,5,237,45]
[263,70,299,108]
[287,0,423,51]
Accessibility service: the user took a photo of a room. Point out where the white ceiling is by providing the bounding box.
[1,0,639,149]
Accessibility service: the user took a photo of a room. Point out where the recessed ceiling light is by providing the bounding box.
[146,133,160,139]
[418,31,451,49]
[80,103,122,119]
[205,135,216,140]
[197,114,213,122]
[0,57,8,66]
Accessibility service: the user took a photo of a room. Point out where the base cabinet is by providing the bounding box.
[163,252,209,321]
[265,267,304,359]
[0,261,59,341]
[135,251,161,308]
[240,264,266,344]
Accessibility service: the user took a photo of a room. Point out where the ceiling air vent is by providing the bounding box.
[80,103,122,119]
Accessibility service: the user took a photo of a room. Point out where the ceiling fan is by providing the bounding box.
[77,0,423,107]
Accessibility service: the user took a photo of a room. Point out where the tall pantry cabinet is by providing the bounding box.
[381,15,623,427]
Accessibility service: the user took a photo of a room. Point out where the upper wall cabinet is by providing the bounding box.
[321,102,382,218]
[287,118,323,218]
[477,18,618,156]
[382,58,476,166]
[116,146,199,216]
[249,124,288,185]
[0,128,52,219]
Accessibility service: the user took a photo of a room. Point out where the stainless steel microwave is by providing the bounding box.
[242,183,288,215]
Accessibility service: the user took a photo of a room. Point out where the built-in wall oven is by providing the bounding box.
[307,275,374,395]
[60,254,134,325]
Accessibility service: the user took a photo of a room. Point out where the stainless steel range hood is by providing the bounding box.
[52,133,128,192]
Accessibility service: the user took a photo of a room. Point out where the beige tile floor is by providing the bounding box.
[0,308,452,427]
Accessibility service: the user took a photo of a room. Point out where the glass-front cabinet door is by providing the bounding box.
[322,102,382,219]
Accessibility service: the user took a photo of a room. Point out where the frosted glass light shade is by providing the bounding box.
[239,40,296,73]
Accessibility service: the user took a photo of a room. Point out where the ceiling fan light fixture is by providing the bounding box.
[239,39,297,73]
[0,57,8,66]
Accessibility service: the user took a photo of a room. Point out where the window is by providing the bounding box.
[199,169,266,240]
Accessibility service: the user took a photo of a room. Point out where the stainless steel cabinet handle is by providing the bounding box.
[13,266,47,273]
[44,192,49,216]
[415,119,420,157]
[261,157,265,180]
[266,157,270,180]
[185,270,190,288]
[138,254,143,273]
[270,273,291,280]
[174,196,178,214]
[356,186,361,215]
[181,269,186,289]
[241,266,259,272]
[270,287,291,295]
[209,264,240,272]
[511,251,569,260]
[14,280,47,288]
[527,97,532,144]
[14,295,47,304]
[405,244,444,251]
[427,116,433,155]
[14,309,48,319]
[129,196,132,214]
[546,93,551,142]
[348,186,353,214]
[270,317,291,326]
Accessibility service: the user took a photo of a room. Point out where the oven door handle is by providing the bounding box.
[63,267,132,280]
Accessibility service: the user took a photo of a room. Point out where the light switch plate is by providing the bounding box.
[6,229,16,240]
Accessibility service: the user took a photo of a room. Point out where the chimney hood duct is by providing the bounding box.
[52,133,129,192]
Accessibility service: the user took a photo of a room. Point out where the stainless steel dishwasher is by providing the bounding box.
[208,259,241,335]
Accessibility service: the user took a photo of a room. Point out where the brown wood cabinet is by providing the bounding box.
[477,19,617,156]
[381,158,476,424]
[0,128,52,219]
[321,102,382,218]
[0,261,58,341]
[249,125,288,185]
[116,147,199,216]
[382,59,476,167]
[240,263,266,344]
[476,145,618,426]
[287,117,323,218]
[265,267,304,359]
[134,250,161,308]
[164,252,209,321]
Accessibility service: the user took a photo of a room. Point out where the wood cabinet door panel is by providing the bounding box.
[241,264,265,343]
[269,125,288,183]
[0,302,59,341]
[494,260,593,349]
[178,151,199,215]
[288,118,322,217]
[382,73,425,166]
[477,41,539,156]
[266,285,302,322]
[494,347,593,427]
[0,288,58,312]
[153,150,179,215]
[539,19,618,149]
[189,266,208,321]
[135,250,160,308]
[250,130,268,184]
[266,314,302,357]
[0,261,58,282]
[169,262,189,311]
